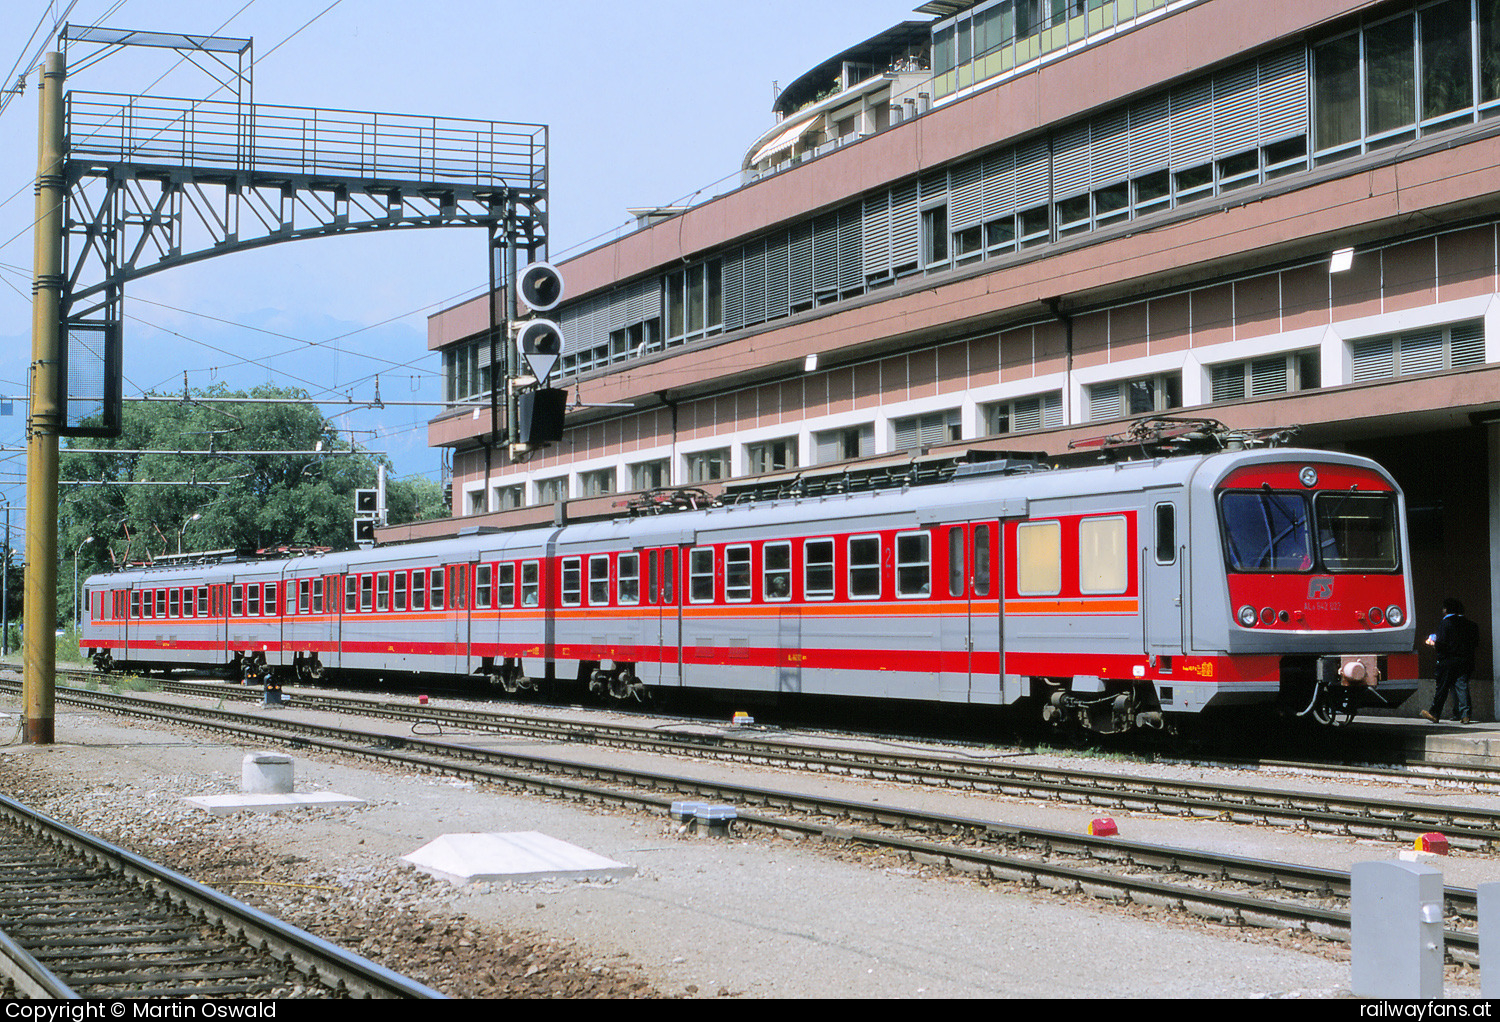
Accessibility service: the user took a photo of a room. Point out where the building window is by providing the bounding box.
[630,459,670,491]
[814,424,875,464]
[579,468,616,498]
[466,489,487,515]
[1350,320,1485,382]
[442,339,493,406]
[666,259,723,345]
[684,448,730,483]
[1087,373,1183,421]
[494,485,524,511]
[923,205,949,268]
[892,409,962,452]
[984,392,1063,435]
[1314,1,1496,165]
[1210,350,1321,402]
[746,437,798,475]
[536,476,567,505]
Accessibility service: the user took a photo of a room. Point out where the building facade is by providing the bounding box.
[418,0,1500,711]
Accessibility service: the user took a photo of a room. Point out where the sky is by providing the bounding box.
[0,0,925,540]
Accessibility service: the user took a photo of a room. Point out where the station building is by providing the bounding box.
[412,0,1500,712]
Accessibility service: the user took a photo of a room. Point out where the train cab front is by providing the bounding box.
[1208,456,1419,724]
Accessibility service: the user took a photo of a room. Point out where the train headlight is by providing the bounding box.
[1237,605,1258,627]
[1386,605,1404,627]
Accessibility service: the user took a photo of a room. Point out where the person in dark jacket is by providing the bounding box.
[1421,598,1480,724]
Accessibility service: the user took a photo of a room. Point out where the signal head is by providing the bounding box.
[517,261,565,313]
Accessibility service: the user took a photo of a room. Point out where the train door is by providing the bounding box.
[1143,500,1185,658]
[640,547,681,685]
[939,522,1002,702]
[444,562,472,676]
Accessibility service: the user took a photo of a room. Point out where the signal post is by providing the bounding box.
[24,52,66,744]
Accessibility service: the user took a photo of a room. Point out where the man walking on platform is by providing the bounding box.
[1421,598,1480,725]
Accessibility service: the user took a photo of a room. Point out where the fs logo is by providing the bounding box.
[1308,577,1334,600]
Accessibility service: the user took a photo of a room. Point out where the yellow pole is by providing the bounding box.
[24,51,65,745]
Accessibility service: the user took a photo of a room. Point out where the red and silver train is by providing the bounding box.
[81,428,1420,733]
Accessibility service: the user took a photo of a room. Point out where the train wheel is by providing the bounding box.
[92,651,115,674]
[608,667,646,702]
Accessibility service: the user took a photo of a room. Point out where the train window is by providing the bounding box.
[359,575,372,612]
[431,569,445,610]
[376,574,389,612]
[662,548,675,603]
[265,583,277,615]
[689,548,715,603]
[521,561,539,606]
[345,576,358,612]
[394,572,407,612]
[1079,516,1128,595]
[476,565,493,609]
[1155,504,1176,564]
[453,566,468,610]
[897,532,931,598]
[805,539,834,600]
[287,585,296,615]
[647,552,658,605]
[848,536,881,600]
[1017,521,1062,596]
[1220,491,1313,572]
[312,578,324,614]
[231,586,243,617]
[169,589,180,617]
[764,542,792,601]
[975,525,992,596]
[498,563,515,608]
[618,554,640,606]
[298,580,310,614]
[725,546,752,602]
[560,558,581,606]
[412,570,426,611]
[132,591,141,618]
[948,529,966,597]
[248,585,261,616]
[589,556,611,605]
[1314,492,1399,571]
[156,590,167,618]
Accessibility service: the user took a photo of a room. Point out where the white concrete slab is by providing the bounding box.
[183,792,366,815]
[402,831,636,885]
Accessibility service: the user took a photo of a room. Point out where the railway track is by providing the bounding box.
[116,674,1500,851]
[5,677,1485,965]
[0,791,443,999]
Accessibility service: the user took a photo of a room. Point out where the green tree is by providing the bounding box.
[57,385,444,621]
